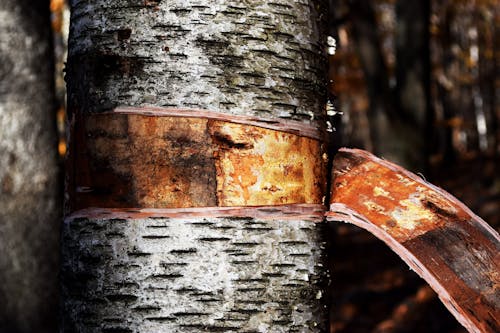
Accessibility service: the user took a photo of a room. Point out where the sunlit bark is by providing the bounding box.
[62,1,329,331]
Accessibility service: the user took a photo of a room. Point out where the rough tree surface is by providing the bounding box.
[63,0,329,332]
[67,0,327,129]
[328,148,500,333]
[62,206,328,332]
[0,1,59,332]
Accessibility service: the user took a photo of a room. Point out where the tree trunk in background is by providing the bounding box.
[433,3,458,164]
[348,0,430,171]
[62,1,329,332]
[348,1,398,162]
[395,0,431,171]
[0,1,59,333]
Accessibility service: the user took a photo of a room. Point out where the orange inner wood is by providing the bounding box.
[68,113,326,211]
[330,158,469,242]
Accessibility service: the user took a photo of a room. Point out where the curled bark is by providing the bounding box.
[327,148,500,333]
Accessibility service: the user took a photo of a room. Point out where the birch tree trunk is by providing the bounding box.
[0,1,59,332]
[62,1,329,332]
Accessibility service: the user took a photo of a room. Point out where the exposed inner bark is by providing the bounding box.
[327,148,500,333]
[67,111,326,212]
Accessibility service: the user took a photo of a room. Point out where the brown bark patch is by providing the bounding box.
[328,148,500,333]
[68,113,326,211]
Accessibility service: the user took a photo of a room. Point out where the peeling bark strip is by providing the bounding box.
[67,204,326,221]
[67,112,326,212]
[61,207,328,332]
[66,0,327,129]
[114,106,325,140]
[327,148,500,333]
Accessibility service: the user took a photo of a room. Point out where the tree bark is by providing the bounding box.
[0,1,60,332]
[328,148,500,333]
[62,206,328,332]
[66,0,327,128]
[62,0,329,331]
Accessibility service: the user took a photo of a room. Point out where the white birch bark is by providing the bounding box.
[63,0,329,331]
[62,208,328,332]
[67,0,327,128]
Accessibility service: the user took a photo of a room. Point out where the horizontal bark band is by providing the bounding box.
[67,113,327,212]
[67,204,326,223]
[113,106,325,140]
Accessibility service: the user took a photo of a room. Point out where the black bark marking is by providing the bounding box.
[212,131,253,150]
[145,316,175,322]
[169,248,197,254]
[116,28,132,41]
[142,235,170,239]
[421,198,458,219]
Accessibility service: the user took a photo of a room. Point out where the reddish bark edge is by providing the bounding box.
[66,204,326,222]
[333,148,499,237]
[328,148,500,333]
[327,203,478,332]
[112,106,324,140]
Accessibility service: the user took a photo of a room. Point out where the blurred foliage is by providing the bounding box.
[50,0,69,157]
[430,0,499,159]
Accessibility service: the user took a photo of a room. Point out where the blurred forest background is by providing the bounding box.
[0,0,498,332]
[327,0,500,332]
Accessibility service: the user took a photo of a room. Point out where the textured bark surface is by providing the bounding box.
[64,0,329,332]
[0,1,59,332]
[68,110,326,211]
[67,0,327,129]
[327,148,500,333]
[61,206,328,333]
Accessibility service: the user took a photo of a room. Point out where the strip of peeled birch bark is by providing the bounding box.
[327,148,500,333]
[62,0,329,332]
